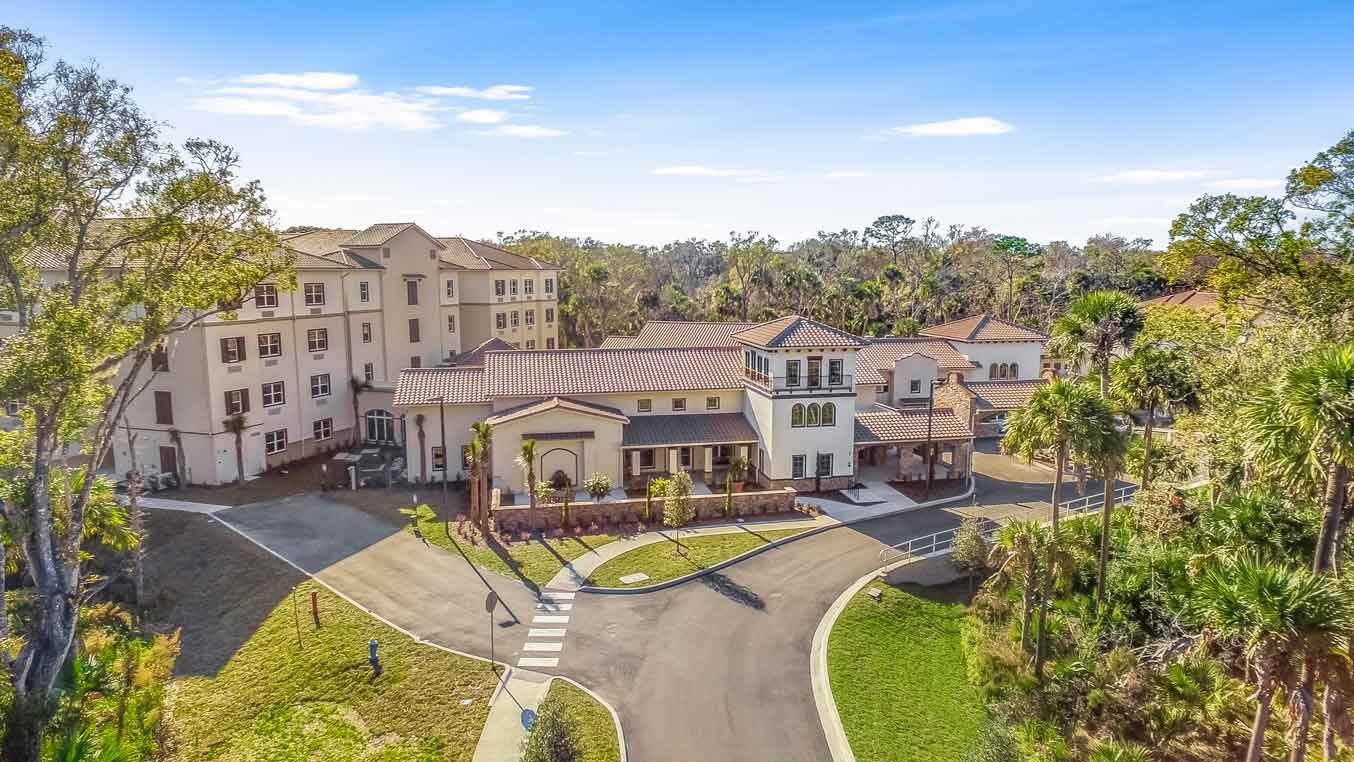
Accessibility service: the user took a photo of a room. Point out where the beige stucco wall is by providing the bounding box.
[488,408,625,492]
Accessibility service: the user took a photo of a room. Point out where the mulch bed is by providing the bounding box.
[887,479,968,502]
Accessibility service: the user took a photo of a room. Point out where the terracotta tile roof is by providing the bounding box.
[964,380,1045,411]
[485,396,628,426]
[920,314,1047,342]
[344,222,446,249]
[449,337,516,366]
[1140,290,1220,308]
[484,347,744,398]
[854,339,977,384]
[631,321,756,348]
[731,315,868,348]
[290,247,359,270]
[854,408,972,443]
[436,237,560,271]
[281,228,359,256]
[598,336,636,349]
[622,413,760,448]
[393,367,488,406]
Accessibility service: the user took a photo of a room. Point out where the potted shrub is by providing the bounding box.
[584,472,613,503]
[729,456,749,492]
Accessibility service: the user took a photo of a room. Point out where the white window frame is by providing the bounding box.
[546,338,555,349]
[447,315,456,333]
[525,309,535,326]
[510,311,520,328]
[359,281,370,303]
[445,279,455,299]
[817,453,833,477]
[254,283,278,308]
[225,389,248,416]
[313,417,333,441]
[310,373,331,399]
[526,339,535,349]
[545,278,554,294]
[261,381,285,408]
[362,322,372,343]
[638,398,652,413]
[307,328,328,353]
[494,279,506,296]
[792,455,806,480]
[303,282,325,306]
[258,332,282,358]
[363,362,375,383]
[495,313,507,330]
[672,398,687,412]
[509,279,519,296]
[264,428,287,454]
[545,308,555,323]
[706,396,720,410]
[523,279,534,296]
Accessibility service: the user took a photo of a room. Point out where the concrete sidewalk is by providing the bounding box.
[472,668,553,762]
[546,515,833,590]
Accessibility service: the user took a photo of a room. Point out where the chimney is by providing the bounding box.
[946,370,966,386]
[1040,367,1057,381]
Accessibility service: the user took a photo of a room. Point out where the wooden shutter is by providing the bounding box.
[154,391,173,425]
[241,388,250,413]
[220,337,230,363]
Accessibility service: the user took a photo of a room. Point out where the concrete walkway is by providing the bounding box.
[546,515,834,590]
[472,668,553,762]
[119,494,231,514]
[860,479,917,506]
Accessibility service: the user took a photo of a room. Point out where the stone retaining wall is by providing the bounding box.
[493,487,798,532]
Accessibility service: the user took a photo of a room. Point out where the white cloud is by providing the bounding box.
[653,165,763,178]
[456,109,510,124]
[884,116,1014,136]
[1093,169,1207,185]
[415,84,534,100]
[190,97,303,119]
[1206,177,1283,191]
[236,72,360,90]
[476,124,568,138]
[825,170,871,178]
[1103,215,1172,226]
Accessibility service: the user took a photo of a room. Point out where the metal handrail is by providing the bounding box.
[876,483,1140,569]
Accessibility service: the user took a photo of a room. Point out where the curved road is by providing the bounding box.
[214,443,1095,760]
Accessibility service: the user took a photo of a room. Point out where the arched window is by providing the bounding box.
[806,403,821,427]
[989,363,999,379]
[821,402,836,427]
[1009,362,1019,379]
[365,409,396,443]
[791,404,805,427]
[998,363,1009,379]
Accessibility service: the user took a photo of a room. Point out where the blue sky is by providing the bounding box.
[12,1,1354,246]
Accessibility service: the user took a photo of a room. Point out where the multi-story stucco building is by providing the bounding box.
[7,221,561,486]
[394,313,1049,498]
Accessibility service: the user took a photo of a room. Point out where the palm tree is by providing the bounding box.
[1048,290,1145,394]
[1087,422,1130,608]
[1002,378,1114,676]
[466,439,483,528]
[414,414,427,484]
[1110,345,1198,490]
[1192,557,1350,762]
[349,376,372,446]
[517,439,538,532]
[988,519,1047,652]
[222,414,247,485]
[1241,345,1354,575]
[470,421,494,535]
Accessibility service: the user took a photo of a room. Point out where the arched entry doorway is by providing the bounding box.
[364,409,397,444]
[540,447,580,489]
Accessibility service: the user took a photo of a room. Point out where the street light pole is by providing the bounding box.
[924,378,939,500]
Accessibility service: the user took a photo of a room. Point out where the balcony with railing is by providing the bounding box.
[742,369,854,394]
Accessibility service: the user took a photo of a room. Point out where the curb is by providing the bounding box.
[577,476,975,594]
[811,568,882,762]
[550,675,629,762]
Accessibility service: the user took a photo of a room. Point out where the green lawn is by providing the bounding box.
[409,515,617,585]
[535,680,622,762]
[827,582,981,762]
[169,580,498,762]
[584,527,807,587]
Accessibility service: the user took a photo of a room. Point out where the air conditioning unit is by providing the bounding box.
[267,407,282,416]
[264,359,278,368]
[227,366,242,374]
[261,310,274,318]
[309,308,321,315]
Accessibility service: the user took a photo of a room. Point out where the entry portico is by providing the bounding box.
[620,413,761,489]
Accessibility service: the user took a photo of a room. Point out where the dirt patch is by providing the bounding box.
[888,478,969,503]
[144,509,305,677]
[158,453,348,507]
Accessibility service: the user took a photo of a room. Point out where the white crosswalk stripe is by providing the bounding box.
[518,591,579,669]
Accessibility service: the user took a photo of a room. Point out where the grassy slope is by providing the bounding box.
[537,680,622,762]
[827,583,981,762]
[584,528,806,587]
[410,515,617,585]
[168,579,497,762]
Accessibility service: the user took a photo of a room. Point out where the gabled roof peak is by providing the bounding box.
[731,315,868,349]
[919,314,1047,342]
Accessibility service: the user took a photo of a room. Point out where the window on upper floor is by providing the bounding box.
[509,280,519,296]
[220,336,246,364]
[264,428,287,454]
[261,381,285,407]
[254,283,278,308]
[307,328,328,353]
[151,341,170,372]
[672,398,686,412]
[494,279,506,296]
[359,281,370,303]
[822,402,836,426]
[706,396,720,410]
[786,360,801,386]
[1010,362,1019,378]
[545,308,555,323]
[410,355,422,368]
[447,315,456,333]
[638,398,652,413]
[545,278,554,294]
[363,362,374,382]
[314,417,333,441]
[303,282,325,306]
[546,338,555,349]
[510,311,520,328]
[806,403,820,427]
[446,279,455,299]
[526,339,535,349]
[362,322,372,343]
[910,379,921,394]
[525,309,535,326]
[154,391,173,425]
[406,280,419,305]
[310,373,331,398]
[829,359,844,386]
[258,332,282,358]
[409,318,421,343]
[791,404,805,427]
[495,313,506,330]
[224,388,249,415]
[523,279,534,296]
